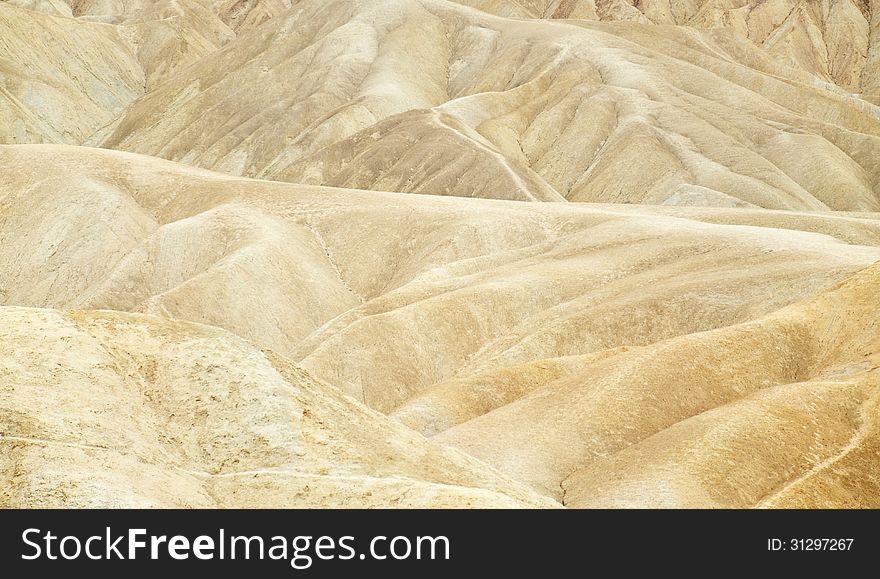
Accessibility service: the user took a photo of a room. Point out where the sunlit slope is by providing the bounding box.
[455,0,880,97]
[97,0,880,209]
[432,261,880,507]
[212,0,296,31]
[4,0,880,510]
[0,3,143,144]
[4,0,879,209]
[2,142,879,508]
[2,144,879,416]
[5,0,295,32]
[0,0,286,144]
[0,307,556,508]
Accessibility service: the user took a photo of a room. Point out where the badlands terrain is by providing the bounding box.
[1,0,879,508]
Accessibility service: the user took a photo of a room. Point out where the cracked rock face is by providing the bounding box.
[1,0,880,508]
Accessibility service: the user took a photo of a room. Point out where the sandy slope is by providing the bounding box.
[99,0,880,209]
[0,143,878,507]
[435,261,880,507]
[0,306,556,507]
[0,3,143,144]
[2,0,880,508]
[457,0,880,97]
[1,144,878,507]
[6,0,292,31]
[3,144,879,413]
[5,0,878,208]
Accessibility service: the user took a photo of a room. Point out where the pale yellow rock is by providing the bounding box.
[212,0,294,31]
[97,0,880,209]
[2,144,880,509]
[1,0,880,509]
[3,144,879,418]
[0,3,144,144]
[457,0,880,96]
[436,262,880,507]
[0,306,556,507]
[4,0,880,208]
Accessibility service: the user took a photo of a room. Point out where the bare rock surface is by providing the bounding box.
[1,0,879,508]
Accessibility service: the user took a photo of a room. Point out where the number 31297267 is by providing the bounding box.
[768,539,854,551]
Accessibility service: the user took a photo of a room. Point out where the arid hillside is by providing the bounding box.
[459,0,880,96]
[1,0,879,507]
[4,0,880,208]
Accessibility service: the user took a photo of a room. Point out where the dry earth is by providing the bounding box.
[1,0,879,507]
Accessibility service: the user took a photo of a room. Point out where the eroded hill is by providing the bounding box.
[3,0,880,208]
[1,145,879,507]
[1,0,879,508]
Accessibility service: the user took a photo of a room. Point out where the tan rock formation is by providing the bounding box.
[1,0,879,508]
[0,306,555,507]
[457,0,880,96]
